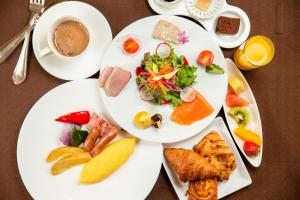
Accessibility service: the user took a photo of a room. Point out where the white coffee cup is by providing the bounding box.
[39,16,90,59]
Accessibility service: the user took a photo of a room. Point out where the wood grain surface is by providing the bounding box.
[0,0,299,199]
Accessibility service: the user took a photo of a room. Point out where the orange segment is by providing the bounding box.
[171,91,214,125]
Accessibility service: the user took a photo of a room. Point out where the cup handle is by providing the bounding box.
[39,46,52,57]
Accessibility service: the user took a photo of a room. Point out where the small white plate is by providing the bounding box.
[163,117,252,199]
[17,79,163,200]
[99,15,228,143]
[147,0,251,48]
[223,59,263,167]
[32,1,112,80]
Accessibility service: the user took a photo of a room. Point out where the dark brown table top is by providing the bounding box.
[0,0,299,199]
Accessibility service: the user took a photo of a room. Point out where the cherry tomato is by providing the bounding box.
[183,56,189,66]
[134,111,152,128]
[162,99,170,104]
[136,66,142,76]
[123,38,140,54]
[197,50,214,67]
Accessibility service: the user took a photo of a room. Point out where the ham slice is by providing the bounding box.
[102,67,131,97]
[99,66,113,87]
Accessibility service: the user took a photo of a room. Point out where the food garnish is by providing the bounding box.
[171,91,213,125]
[152,20,181,44]
[180,87,196,102]
[47,146,85,163]
[55,111,90,125]
[80,138,137,184]
[71,128,88,147]
[228,107,250,127]
[206,64,224,74]
[123,36,140,55]
[156,42,171,58]
[134,111,152,128]
[197,50,214,67]
[234,127,262,146]
[51,151,91,176]
[216,16,240,35]
[243,141,260,157]
[226,91,249,107]
[136,44,197,108]
[178,31,189,44]
[228,75,245,94]
[151,114,163,128]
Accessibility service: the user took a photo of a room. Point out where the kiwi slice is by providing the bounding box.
[228,107,250,127]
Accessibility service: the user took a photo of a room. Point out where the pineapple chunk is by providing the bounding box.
[228,75,245,94]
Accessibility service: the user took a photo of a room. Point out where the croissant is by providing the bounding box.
[193,131,236,181]
[186,179,218,200]
[164,148,220,182]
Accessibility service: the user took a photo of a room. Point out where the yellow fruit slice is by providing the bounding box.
[234,127,262,146]
[51,151,91,175]
[80,137,137,184]
[228,75,245,95]
[47,146,85,163]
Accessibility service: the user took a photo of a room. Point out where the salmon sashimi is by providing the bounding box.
[171,92,214,125]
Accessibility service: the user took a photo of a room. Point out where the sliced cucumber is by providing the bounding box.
[206,64,224,74]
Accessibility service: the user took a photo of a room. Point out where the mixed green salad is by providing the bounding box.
[135,43,197,108]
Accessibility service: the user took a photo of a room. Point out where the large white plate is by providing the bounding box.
[32,1,112,80]
[100,15,228,143]
[163,117,252,199]
[223,59,263,167]
[17,79,163,200]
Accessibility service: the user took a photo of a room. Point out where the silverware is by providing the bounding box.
[0,1,64,64]
[12,0,45,85]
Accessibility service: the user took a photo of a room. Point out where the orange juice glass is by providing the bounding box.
[234,35,275,70]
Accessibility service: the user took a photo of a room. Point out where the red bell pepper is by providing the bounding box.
[55,111,90,125]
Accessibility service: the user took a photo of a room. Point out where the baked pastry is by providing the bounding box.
[186,179,217,200]
[193,131,236,181]
[215,16,240,35]
[152,20,180,44]
[164,148,220,182]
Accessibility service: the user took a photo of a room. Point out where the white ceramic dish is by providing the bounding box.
[99,15,228,143]
[17,79,163,200]
[223,58,263,167]
[32,1,112,80]
[148,0,250,48]
[163,117,252,199]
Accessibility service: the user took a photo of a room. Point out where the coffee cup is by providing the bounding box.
[39,17,90,59]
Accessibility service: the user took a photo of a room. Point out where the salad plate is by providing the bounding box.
[17,79,163,200]
[163,117,252,199]
[32,1,112,80]
[147,0,250,48]
[99,15,228,143]
[223,59,263,167]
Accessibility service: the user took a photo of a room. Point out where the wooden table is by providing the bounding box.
[0,0,299,199]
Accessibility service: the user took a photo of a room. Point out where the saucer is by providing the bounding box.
[32,1,112,80]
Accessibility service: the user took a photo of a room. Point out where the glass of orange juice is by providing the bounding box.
[234,35,275,70]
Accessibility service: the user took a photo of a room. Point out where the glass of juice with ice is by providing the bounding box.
[234,35,275,70]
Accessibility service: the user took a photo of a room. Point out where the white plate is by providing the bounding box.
[163,117,252,199]
[100,15,228,143]
[147,0,250,48]
[17,79,163,200]
[223,59,263,167]
[32,1,112,80]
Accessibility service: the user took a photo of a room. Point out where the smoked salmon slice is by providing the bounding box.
[171,91,214,125]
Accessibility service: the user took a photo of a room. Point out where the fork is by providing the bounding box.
[12,0,45,85]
